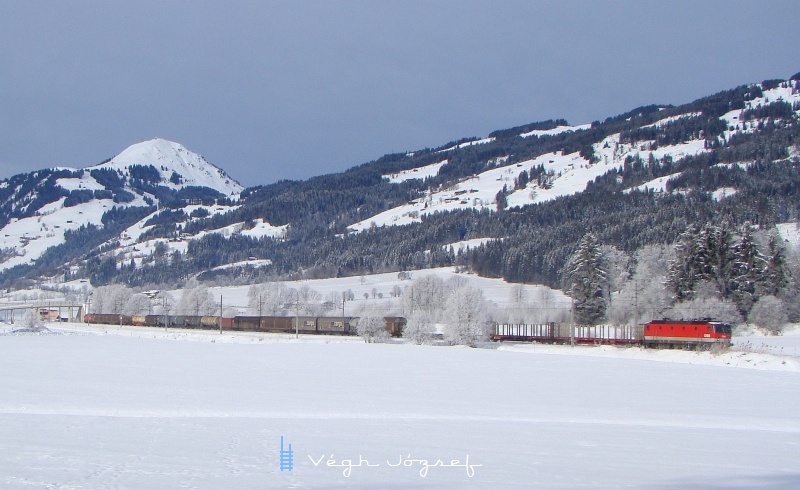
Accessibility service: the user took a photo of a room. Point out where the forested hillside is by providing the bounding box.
[2,75,800,324]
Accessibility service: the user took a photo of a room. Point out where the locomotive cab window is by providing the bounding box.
[713,324,732,334]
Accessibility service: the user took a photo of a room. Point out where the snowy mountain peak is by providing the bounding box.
[93,138,243,195]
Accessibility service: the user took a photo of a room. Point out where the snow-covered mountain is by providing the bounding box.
[91,138,242,195]
[0,139,246,273]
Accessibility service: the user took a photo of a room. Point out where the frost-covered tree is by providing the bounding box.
[747,295,788,333]
[153,291,175,316]
[18,310,40,329]
[354,306,389,343]
[91,284,131,314]
[403,275,449,321]
[123,293,152,316]
[403,310,436,345]
[271,282,293,315]
[247,282,290,316]
[325,290,344,308]
[781,244,800,322]
[567,233,607,325]
[665,297,742,325]
[178,283,216,316]
[624,245,672,324]
[297,285,323,315]
[527,287,569,324]
[442,283,490,346]
[600,245,632,298]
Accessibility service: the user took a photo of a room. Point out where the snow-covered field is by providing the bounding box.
[2,323,799,489]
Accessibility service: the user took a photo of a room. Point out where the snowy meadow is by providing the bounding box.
[1,323,799,489]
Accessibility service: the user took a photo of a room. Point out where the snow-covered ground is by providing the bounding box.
[385,160,447,183]
[1,323,798,489]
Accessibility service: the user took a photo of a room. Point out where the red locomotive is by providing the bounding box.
[643,320,732,347]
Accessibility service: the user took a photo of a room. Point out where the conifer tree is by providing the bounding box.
[667,227,700,302]
[568,233,607,325]
[761,231,787,297]
[729,224,766,315]
[668,224,735,303]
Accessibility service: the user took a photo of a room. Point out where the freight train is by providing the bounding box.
[491,319,732,348]
[83,313,407,337]
[84,314,730,348]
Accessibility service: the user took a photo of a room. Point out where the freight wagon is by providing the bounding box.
[492,320,731,348]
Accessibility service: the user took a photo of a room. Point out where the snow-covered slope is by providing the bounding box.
[349,81,800,233]
[351,138,707,232]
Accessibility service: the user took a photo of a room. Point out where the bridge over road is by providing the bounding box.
[0,303,84,324]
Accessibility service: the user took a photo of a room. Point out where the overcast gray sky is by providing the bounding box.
[1,1,798,187]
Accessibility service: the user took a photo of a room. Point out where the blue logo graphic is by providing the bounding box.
[280,436,294,471]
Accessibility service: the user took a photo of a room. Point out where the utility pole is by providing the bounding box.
[570,296,575,347]
[219,294,223,334]
[295,291,300,340]
[294,290,300,339]
[633,280,639,339]
[163,296,168,331]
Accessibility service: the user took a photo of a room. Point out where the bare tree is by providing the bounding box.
[247,284,268,316]
[507,284,530,324]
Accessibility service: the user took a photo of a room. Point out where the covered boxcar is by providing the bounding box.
[317,316,353,335]
[233,316,260,331]
[295,316,319,334]
[90,313,127,325]
[259,316,294,332]
[145,315,162,326]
